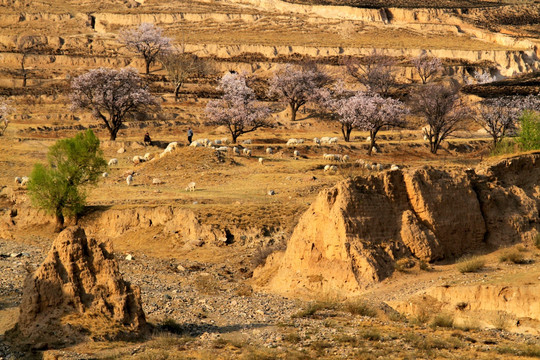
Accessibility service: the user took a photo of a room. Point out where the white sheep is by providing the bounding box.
[200,138,212,147]
[313,137,321,146]
[233,147,240,156]
[293,150,300,159]
[189,141,202,147]
[242,139,252,144]
[20,176,29,186]
[14,177,22,185]
[390,164,400,171]
[102,172,108,178]
[133,155,145,164]
[166,142,178,152]
[324,165,338,172]
[342,155,350,162]
[108,158,118,166]
[297,138,305,144]
[266,147,273,155]
[245,149,252,157]
[185,181,196,192]
[320,136,331,144]
[371,147,378,154]
[215,146,228,152]
[366,136,371,143]
[213,139,222,145]
[259,157,264,164]
[221,137,230,144]
[143,153,152,161]
[126,175,133,186]
[242,148,250,155]
[323,153,341,161]
[286,138,298,146]
[152,178,163,185]
[328,137,338,144]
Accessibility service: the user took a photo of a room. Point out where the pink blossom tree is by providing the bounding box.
[70,68,160,140]
[268,63,332,122]
[475,97,522,148]
[206,73,271,144]
[411,53,443,84]
[411,84,470,154]
[119,23,172,74]
[0,98,13,136]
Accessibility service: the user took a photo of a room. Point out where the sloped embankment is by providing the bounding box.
[253,154,540,297]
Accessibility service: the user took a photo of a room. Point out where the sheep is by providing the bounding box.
[189,141,202,147]
[390,164,400,171]
[323,153,341,161]
[242,139,252,144]
[266,147,273,155]
[371,146,378,154]
[242,148,250,155]
[108,158,118,166]
[320,136,331,144]
[313,137,321,146]
[259,157,264,164]
[377,163,383,171]
[221,137,230,144]
[342,155,350,162]
[152,178,163,185]
[166,142,178,152]
[200,138,212,147]
[293,150,300,159]
[324,165,338,172]
[102,172,109,178]
[245,149,252,157]
[366,136,371,143]
[143,153,152,161]
[185,181,196,192]
[328,137,338,144]
[233,147,240,156]
[126,175,133,186]
[286,138,298,146]
[297,138,305,144]
[14,177,22,185]
[215,146,228,152]
[133,155,145,164]
[20,176,29,186]
[423,134,429,141]
[213,139,222,145]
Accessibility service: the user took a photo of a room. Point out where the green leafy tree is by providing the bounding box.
[517,111,540,151]
[27,130,106,232]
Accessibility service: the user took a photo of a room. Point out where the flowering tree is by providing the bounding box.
[411,53,443,84]
[475,97,522,148]
[268,63,332,122]
[119,23,172,74]
[206,73,271,143]
[159,49,213,102]
[345,50,397,96]
[411,84,470,154]
[70,68,159,140]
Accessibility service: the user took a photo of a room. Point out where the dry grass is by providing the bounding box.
[498,249,528,264]
[456,256,486,273]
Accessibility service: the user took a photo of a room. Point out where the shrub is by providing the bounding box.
[394,258,415,272]
[499,249,528,264]
[535,234,540,250]
[456,255,485,273]
[430,313,454,328]
[159,318,184,335]
[490,138,517,156]
[361,330,381,341]
[517,111,540,151]
[344,299,377,317]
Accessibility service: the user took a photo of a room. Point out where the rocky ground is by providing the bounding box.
[1,236,540,359]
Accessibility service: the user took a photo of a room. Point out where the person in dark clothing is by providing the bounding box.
[144,131,152,146]
[187,128,193,144]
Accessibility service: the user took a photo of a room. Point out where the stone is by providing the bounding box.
[117,148,125,154]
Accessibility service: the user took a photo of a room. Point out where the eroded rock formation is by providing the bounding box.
[254,154,540,297]
[12,226,146,347]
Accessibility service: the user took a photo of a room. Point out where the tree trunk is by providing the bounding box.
[145,59,151,75]
[290,103,297,122]
[232,133,239,144]
[109,127,119,141]
[341,125,352,142]
[174,83,181,102]
[54,212,64,233]
[368,130,377,156]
